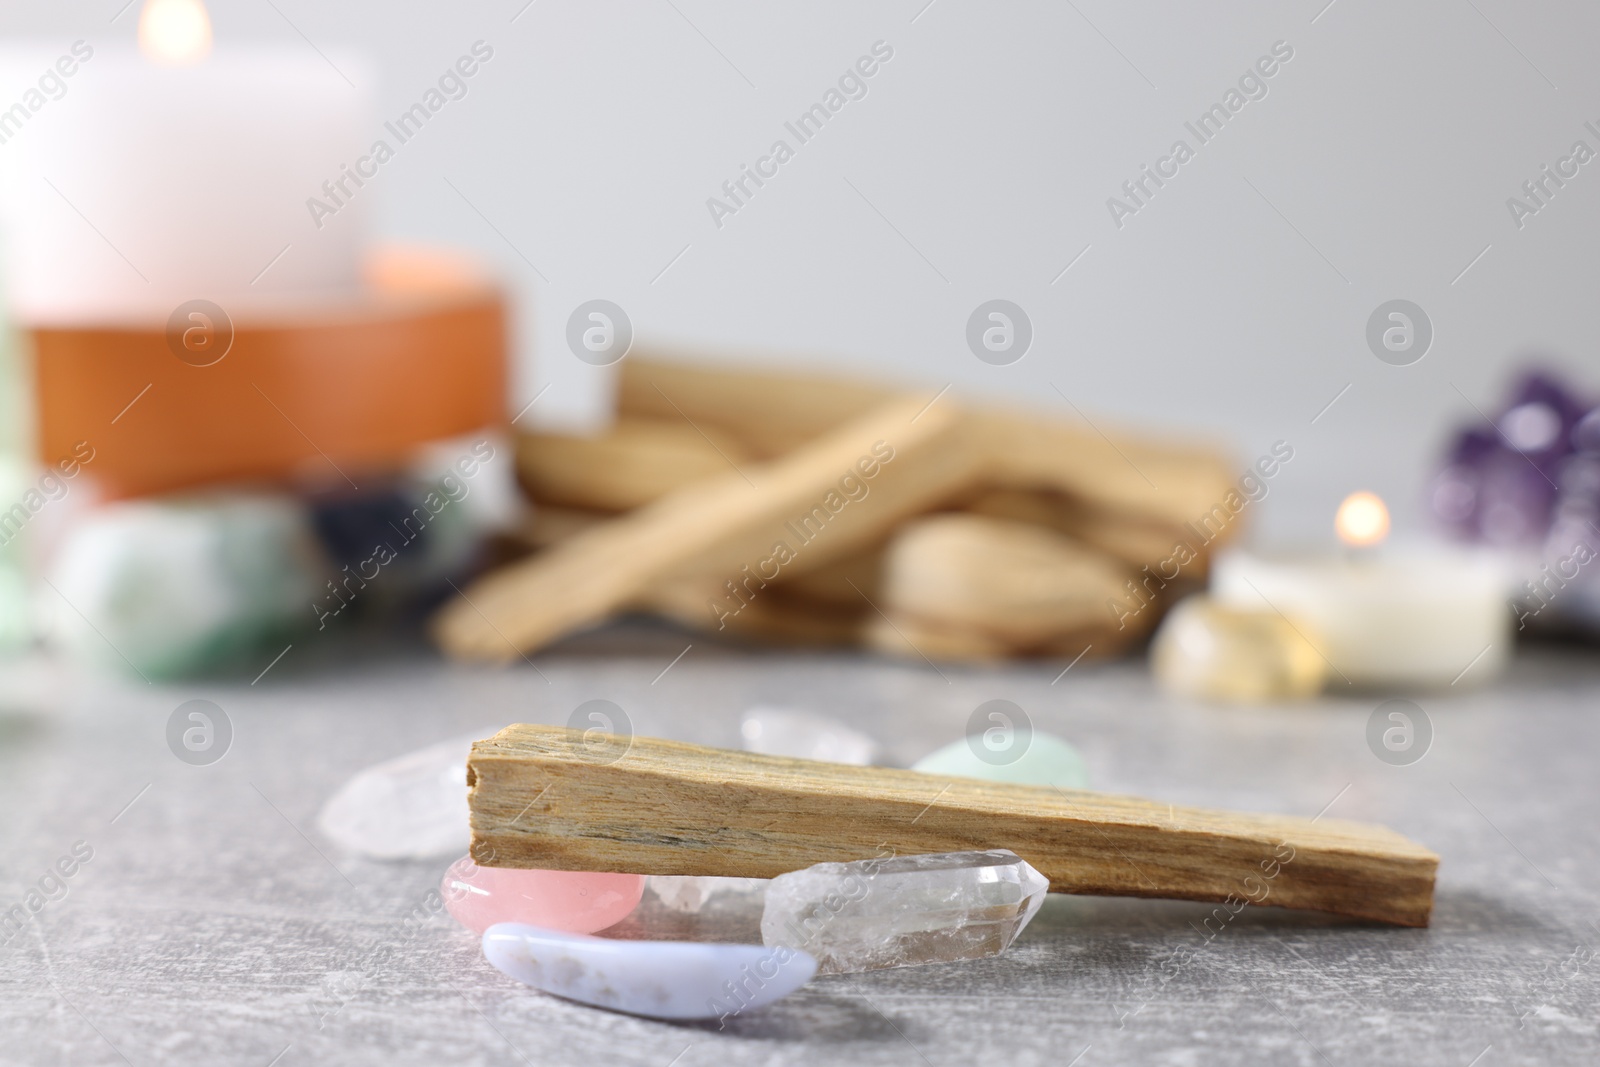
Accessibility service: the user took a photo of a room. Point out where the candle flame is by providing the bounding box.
[1336,491,1390,548]
[139,0,213,66]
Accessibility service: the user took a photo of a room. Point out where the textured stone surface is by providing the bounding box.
[911,730,1089,788]
[2,625,1599,1065]
[762,850,1047,974]
[441,856,643,934]
[483,922,817,1020]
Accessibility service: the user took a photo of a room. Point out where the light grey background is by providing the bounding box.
[4,0,1597,543]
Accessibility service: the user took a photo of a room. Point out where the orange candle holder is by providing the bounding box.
[28,245,508,500]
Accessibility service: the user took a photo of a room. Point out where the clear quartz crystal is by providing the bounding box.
[739,706,880,765]
[760,849,1048,974]
[317,732,485,859]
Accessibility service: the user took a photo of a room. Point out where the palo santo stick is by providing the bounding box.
[507,510,881,636]
[618,351,894,458]
[620,354,1237,530]
[763,544,885,608]
[645,547,881,643]
[434,396,978,660]
[879,513,1133,647]
[516,418,753,512]
[862,610,1139,664]
[647,579,867,646]
[860,610,1017,663]
[964,487,1199,573]
[508,504,608,551]
[966,410,1238,541]
[468,726,1439,927]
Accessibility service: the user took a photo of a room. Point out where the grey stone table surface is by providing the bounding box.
[2,623,1598,1066]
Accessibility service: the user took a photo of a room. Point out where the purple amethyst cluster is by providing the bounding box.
[1432,370,1600,631]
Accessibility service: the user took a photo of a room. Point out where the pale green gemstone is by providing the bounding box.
[911,730,1089,789]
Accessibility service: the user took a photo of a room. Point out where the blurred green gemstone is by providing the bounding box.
[911,730,1089,789]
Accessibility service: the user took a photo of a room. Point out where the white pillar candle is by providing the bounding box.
[0,7,368,324]
[1211,493,1515,690]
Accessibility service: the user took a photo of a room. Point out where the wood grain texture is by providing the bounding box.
[619,354,1238,529]
[468,726,1439,927]
[433,396,978,660]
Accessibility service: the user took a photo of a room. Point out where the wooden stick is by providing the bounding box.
[647,579,867,646]
[469,726,1438,927]
[433,396,978,660]
[963,487,1206,574]
[516,418,753,512]
[880,514,1133,646]
[765,545,885,608]
[966,409,1238,536]
[862,611,1138,663]
[507,504,608,551]
[618,350,894,458]
[619,354,1238,530]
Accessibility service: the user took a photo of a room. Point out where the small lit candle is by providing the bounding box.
[1211,492,1514,690]
[139,0,213,65]
[1335,490,1390,550]
[0,0,368,324]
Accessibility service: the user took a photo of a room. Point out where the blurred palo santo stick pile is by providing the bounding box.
[433,356,1238,664]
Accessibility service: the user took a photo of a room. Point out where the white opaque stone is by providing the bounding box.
[761,850,1048,974]
[483,923,817,1020]
[911,731,1088,789]
[317,732,487,860]
[739,706,880,765]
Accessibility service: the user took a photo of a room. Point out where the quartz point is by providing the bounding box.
[740,706,880,765]
[443,855,644,935]
[483,923,817,1020]
[760,849,1048,974]
[911,730,1088,789]
[317,732,484,860]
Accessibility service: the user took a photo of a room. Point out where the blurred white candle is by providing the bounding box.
[1212,492,1514,690]
[0,0,369,324]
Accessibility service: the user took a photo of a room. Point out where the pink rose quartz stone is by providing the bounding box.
[441,856,644,935]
